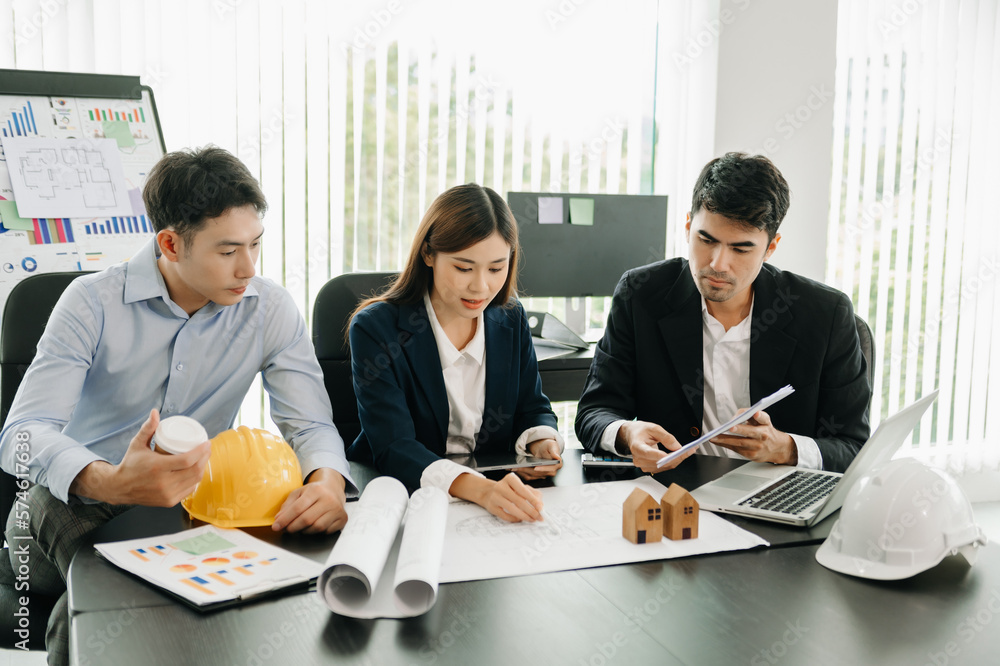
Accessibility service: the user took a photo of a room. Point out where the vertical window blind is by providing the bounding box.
[1,0,718,444]
[827,0,1000,473]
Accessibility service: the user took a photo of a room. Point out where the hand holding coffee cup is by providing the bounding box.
[154,415,209,455]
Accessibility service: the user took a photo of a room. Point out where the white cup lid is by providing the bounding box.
[154,416,208,454]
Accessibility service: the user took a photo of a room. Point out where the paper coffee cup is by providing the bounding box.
[154,416,208,455]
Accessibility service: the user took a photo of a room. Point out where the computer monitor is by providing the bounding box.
[506,192,668,298]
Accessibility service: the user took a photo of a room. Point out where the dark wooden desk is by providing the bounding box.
[69,452,999,666]
[70,541,1000,665]
[67,454,831,614]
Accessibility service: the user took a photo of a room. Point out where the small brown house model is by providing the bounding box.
[661,483,699,540]
[622,488,663,544]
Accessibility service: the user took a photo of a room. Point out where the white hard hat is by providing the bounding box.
[816,457,987,580]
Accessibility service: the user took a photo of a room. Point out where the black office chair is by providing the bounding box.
[854,313,876,404]
[312,272,398,450]
[0,271,90,650]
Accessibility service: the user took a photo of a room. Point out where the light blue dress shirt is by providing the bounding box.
[0,238,354,503]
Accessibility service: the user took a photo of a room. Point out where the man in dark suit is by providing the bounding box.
[576,153,871,473]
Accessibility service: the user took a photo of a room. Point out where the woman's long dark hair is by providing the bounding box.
[350,183,520,325]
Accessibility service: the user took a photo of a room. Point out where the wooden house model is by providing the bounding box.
[622,487,663,544]
[661,483,699,540]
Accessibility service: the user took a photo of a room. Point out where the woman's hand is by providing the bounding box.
[450,472,544,523]
[481,473,544,522]
[517,438,563,480]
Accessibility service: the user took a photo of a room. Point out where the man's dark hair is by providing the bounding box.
[690,152,790,240]
[143,146,267,244]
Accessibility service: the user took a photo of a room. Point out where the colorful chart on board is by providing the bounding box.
[0,88,164,313]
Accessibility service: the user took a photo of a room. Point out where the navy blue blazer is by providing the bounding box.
[575,259,872,473]
[348,299,558,491]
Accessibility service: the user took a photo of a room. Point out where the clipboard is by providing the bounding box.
[93,525,325,612]
[656,385,796,468]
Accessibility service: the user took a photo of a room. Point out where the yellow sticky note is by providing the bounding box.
[569,198,594,226]
[102,120,135,148]
[0,200,35,231]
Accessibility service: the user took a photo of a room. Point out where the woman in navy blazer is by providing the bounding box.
[348,183,563,523]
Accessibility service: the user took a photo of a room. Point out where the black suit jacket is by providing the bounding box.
[348,299,558,491]
[575,259,871,472]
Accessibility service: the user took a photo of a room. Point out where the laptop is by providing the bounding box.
[690,390,938,527]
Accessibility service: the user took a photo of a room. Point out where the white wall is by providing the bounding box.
[713,0,839,282]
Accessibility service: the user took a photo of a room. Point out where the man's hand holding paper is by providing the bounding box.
[656,385,796,469]
[709,408,798,465]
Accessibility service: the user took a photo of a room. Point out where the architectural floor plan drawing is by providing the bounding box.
[1,136,132,218]
[0,89,165,316]
[438,477,769,583]
[454,510,602,542]
[21,145,113,206]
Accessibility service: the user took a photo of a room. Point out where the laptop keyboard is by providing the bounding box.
[737,471,839,515]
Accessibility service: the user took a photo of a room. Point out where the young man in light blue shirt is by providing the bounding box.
[0,146,353,664]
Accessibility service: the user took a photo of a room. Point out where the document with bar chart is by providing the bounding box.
[0,88,165,312]
[94,525,326,611]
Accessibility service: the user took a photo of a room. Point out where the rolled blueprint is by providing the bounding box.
[318,477,448,618]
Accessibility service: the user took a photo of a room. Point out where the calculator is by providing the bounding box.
[581,452,635,468]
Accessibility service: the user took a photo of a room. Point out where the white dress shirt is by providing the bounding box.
[0,238,355,502]
[419,292,563,492]
[600,296,822,469]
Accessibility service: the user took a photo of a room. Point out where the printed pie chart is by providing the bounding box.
[232,551,257,560]
[170,564,197,574]
[201,557,230,565]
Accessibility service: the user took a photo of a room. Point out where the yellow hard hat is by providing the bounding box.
[182,426,303,528]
